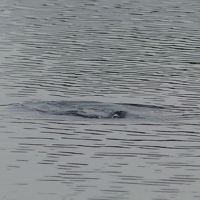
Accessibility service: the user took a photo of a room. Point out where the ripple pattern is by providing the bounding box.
[0,0,200,200]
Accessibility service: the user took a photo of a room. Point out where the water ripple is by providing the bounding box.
[1,0,200,199]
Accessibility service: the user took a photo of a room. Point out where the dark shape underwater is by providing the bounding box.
[15,100,165,119]
[21,101,127,119]
[67,110,127,119]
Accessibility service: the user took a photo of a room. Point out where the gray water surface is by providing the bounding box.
[1,0,200,200]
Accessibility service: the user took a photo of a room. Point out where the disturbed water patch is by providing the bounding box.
[11,100,166,120]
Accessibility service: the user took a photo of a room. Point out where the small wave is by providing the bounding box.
[14,100,165,120]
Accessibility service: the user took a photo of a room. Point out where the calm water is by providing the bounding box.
[1,0,200,199]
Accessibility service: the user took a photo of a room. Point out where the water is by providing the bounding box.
[0,0,200,199]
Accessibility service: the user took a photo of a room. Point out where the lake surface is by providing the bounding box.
[1,0,200,199]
